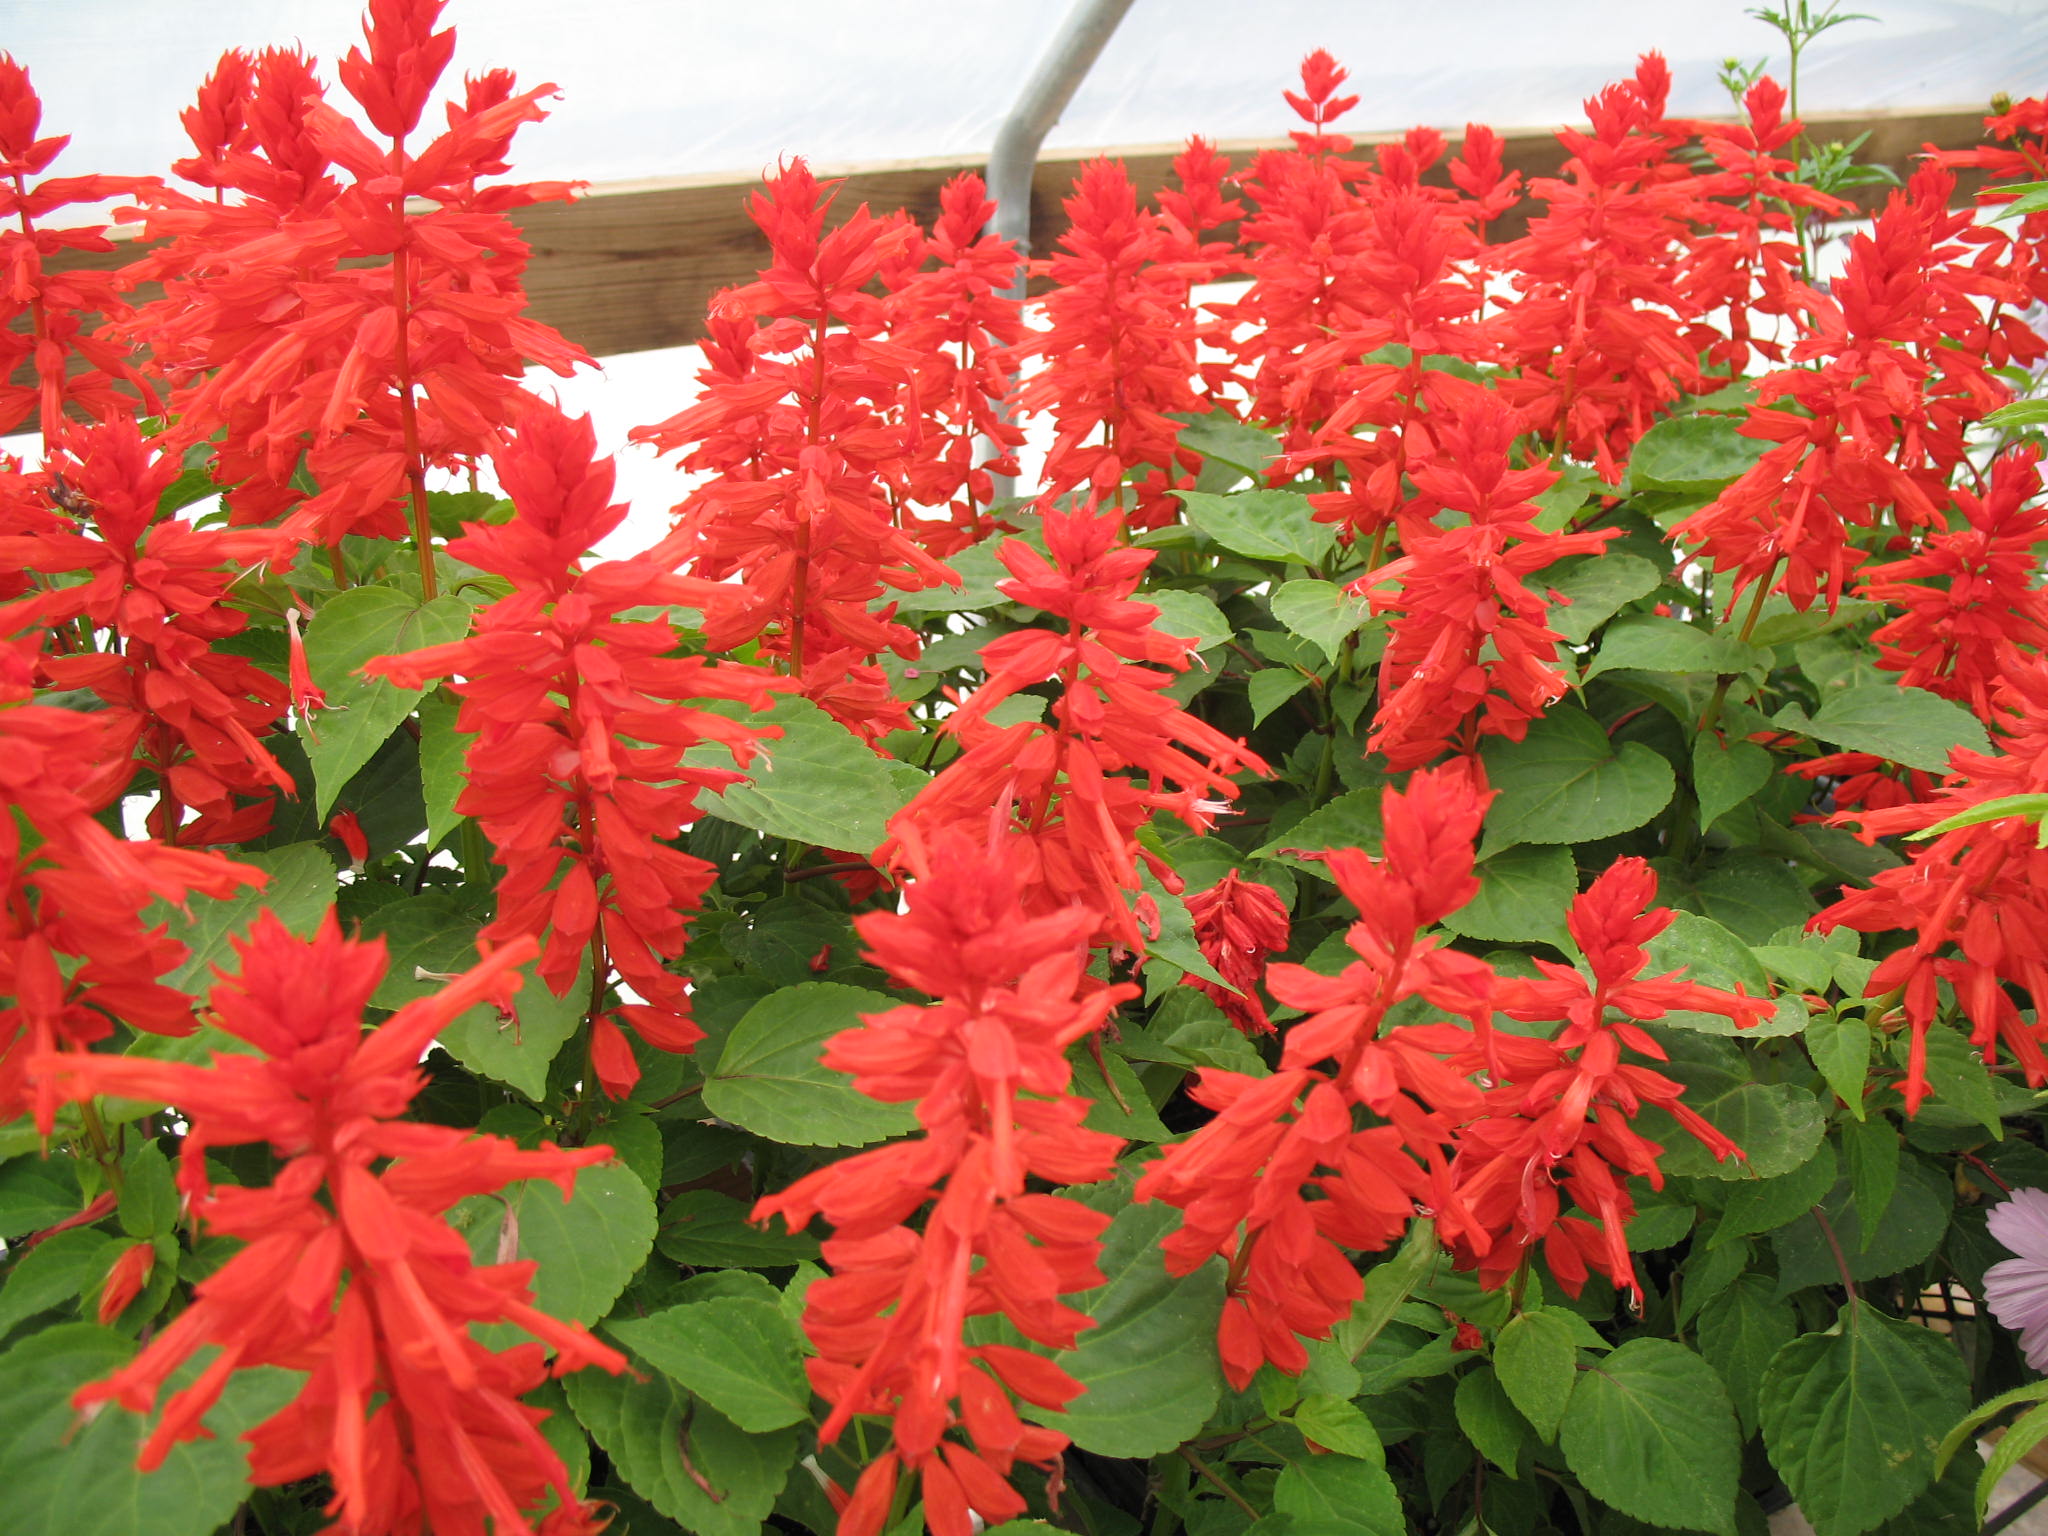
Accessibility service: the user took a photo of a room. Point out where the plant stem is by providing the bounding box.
[1176,1447,1259,1521]
[1695,566,1779,736]
[1811,1205,1858,1304]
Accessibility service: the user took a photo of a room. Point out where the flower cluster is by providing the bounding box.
[756,836,1128,1536]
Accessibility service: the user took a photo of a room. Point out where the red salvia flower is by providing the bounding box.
[756,835,1127,1536]
[1185,870,1291,1035]
[96,1240,157,1326]
[884,503,1267,952]
[365,406,786,1093]
[34,914,623,1536]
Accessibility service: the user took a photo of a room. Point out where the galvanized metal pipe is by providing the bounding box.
[986,0,1137,298]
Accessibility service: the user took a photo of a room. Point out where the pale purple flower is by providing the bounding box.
[1984,1189,2048,1372]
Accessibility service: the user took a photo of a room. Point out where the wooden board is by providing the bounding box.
[30,107,2004,362]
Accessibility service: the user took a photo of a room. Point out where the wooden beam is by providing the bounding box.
[34,106,2002,363]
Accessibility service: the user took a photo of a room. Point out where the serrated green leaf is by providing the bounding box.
[1781,686,1991,775]
[1496,1307,1586,1442]
[1176,488,1338,567]
[605,1298,809,1432]
[1271,579,1371,664]
[1758,1302,1970,1536]
[1695,737,1773,832]
[360,892,583,1101]
[1024,1202,1226,1458]
[1559,1337,1740,1536]
[1693,853,1816,944]
[1456,1363,1535,1473]
[1443,843,1575,946]
[1293,1394,1383,1461]
[1253,788,1383,869]
[1914,1026,2004,1136]
[416,691,469,850]
[0,1157,80,1239]
[1649,1077,1825,1180]
[1480,707,1675,851]
[0,1323,298,1536]
[455,1162,654,1325]
[1547,554,1663,643]
[0,1229,115,1341]
[1771,1156,1951,1294]
[1714,1146,1838,1245]
[657,1190,819,1268]
[1248,666,1314,725]
[1629,413,1769,491]
[1585,615,1769,680]
[1148,589,1233,650]
[1698,1274,1796,1437]
[566,1363,795,1536]
[1808,1012,1873,1116]
[690,694,920,856]
[117,1143,177,1240]
[303,585,471,818]
[703,983,920,1147]
[1269,1455,1403,1536]
[1334,1219,1437,1362]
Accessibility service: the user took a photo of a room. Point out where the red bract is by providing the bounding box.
[632,159,954,742]
[0,650,265,1131]
[1815,656,2048,1114]
[122,0,586,554]
[1676,166,2016,613]
[1137,766,1495,1387]
[1354,387,1615,768]
[884,503,1267,952]
[33,915,622,1536]
[1186,870,1291,1035]
[1857,446,2048,719]
[1490,54,1713,476]
[1437,858,1771,1297]
[1,417,295,844]
[755,837,1127,1536]
[364,407,787,1093]
[1013,158,1212,528]
[882,171,1028,555]
[0,55,160,438]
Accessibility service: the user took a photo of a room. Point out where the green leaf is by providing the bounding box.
[605,1298,810,1432]
[1175,488,1338,568]
[1695,737,1773,832]
[1248,667,1314,725]
[415,691,469,850]
[0,1229,116,1341]
[0,1323,298,1536]
[1914,1026,2004,1136]
[1174,411,1280,489]
[117,1143,177,1240]
[360,893,583,1102]
[1547,554,1662,643]
[1480,707,1676,851]
[891,533,1011,614]
[1713,1147,1838,1245]
[1585,615,1768,680]
[1758,1302,1970,1536]
[1073,1049,1173,1143]
[1781,685,1991,775]
[1559,1337,1741,1536]
[1271,580,1371,664]
[1771,1156,1952,1294]
[703,983,921,1147]
[1974,1402,2048,1522]
[455,1162,654,1325]
[302,584,472,818]
[1698,1274,1796,1437]
[1441,844,1575,947]
[1628,412,1769,491]
[1025,1201,1226,1458]
[1652,1078,1825,1180]
[1148,590,1233,651]
[1266,1456,1403,1536]
[566,1364,795,1536]
[0,1157,80,1239]
[1293,1395,1383,1461]
[1693,854,1816,945]
[691,695,920,856]
[1253,788,1383,868]
[1912,791,2048,844]
[1333,1219,1437,1362]
[1456,1363,1535,1474]
[657,1190,820,1268]
[1496,1307,1588,1442]
[151,842,336,998]
[1644,909,1771,996]
[1808,1013,1873,1115]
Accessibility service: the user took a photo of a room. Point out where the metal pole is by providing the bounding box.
[986,0,1137,299]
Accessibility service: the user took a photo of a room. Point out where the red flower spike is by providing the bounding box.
[32,914,622,1536]
[96,1240,157,1326]
[365,406,787,1078]
[755,836,1126,1531]
[883,503,1267,953]
[1186,871,1291,1035]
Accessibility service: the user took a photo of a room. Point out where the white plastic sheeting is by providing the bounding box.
[5,0,2044,191]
